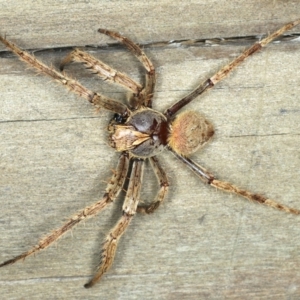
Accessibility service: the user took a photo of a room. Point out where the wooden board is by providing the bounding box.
[0,1,300,299]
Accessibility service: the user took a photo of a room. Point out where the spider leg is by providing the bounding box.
[0,152,129,268]
[85,158,145,288]
[98,29,156,108]
[137,156,169,214]
[0,35,129,116]
[60,48,143,94]
[171,149,300,215]
[165,19,300,118]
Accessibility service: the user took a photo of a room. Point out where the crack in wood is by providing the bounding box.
[0,33,299,58]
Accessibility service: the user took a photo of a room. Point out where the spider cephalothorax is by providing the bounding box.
[108,107,169,157]
[0,20,299,288]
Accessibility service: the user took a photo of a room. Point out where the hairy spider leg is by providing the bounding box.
[85,158,145,288]
[0,153,129,268]
[60,48,143,94]
[137,156,169,214]
[98,29,156,108]
[165,19,300,118]
[0,35,129,116]
[171,150,300,215]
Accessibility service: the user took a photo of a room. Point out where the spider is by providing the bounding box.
[0,19,300,288]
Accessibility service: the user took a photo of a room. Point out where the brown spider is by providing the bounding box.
[0,20,300,288]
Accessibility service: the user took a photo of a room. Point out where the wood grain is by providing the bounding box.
[0,1,300,299]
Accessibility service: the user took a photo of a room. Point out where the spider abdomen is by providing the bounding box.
[168,111,214,156]
[108,108,169,157]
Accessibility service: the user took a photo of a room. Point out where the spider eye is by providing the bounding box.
[113,113,126,123]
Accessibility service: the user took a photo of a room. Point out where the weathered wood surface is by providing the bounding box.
[0,1,300,299]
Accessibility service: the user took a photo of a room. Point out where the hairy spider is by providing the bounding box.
[0,20,300,288]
